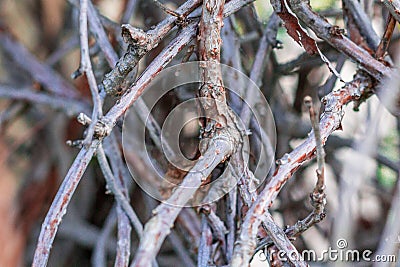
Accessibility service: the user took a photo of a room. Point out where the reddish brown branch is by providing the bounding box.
[231,71,374,265]
[375,14,396,60]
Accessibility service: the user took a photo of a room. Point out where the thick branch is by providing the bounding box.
[32,140,100,267]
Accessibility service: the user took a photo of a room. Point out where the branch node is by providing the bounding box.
[71,68,83,79]
[94,118,113,138]
[66,139,84,148]
[77,113,92,125]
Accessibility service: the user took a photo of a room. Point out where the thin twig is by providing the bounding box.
[375,14,396,60]
[96,145,143,236]
[78,0,103,146]
[150,0,182,18]
[319,54,346,97]
[198,214,213,266]
[32,140,100,267]
[86,0,120,68]
[276,49,340,75]
[200,205,227,257]
[102,136,133,267]
[115,206,131,267]
[239,12,280,171]
[226,189,237,262]
[275,96,327,238]
[260,213,306,266]
[241,12,280,123]
[304,96,325,193]
[92,207,117,267]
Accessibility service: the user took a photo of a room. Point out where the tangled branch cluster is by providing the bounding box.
[0,0,399,266]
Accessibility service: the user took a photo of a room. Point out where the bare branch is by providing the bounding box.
[78,0,103,146]
[130,138,233,266]
[32,141,100,267]
[96,145,143,236]
[102,0,202,95]
[102,0,254,95]
[115,206,131,267]
[31,16,199,265]
[226,189,237,262]
[231,71,374,265]
[198,214,213,266]
[102,136,134,267]
[375,14,396,60]
[283,0,392,80]
[383,0,400,23]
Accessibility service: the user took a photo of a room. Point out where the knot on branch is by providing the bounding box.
[175,14,189,27]
[94,118,113,139]
[322,71,373,115]
[121,24,153,51]
[329,25,345,38]
[310,191,326,207]
[351,72,375,111]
